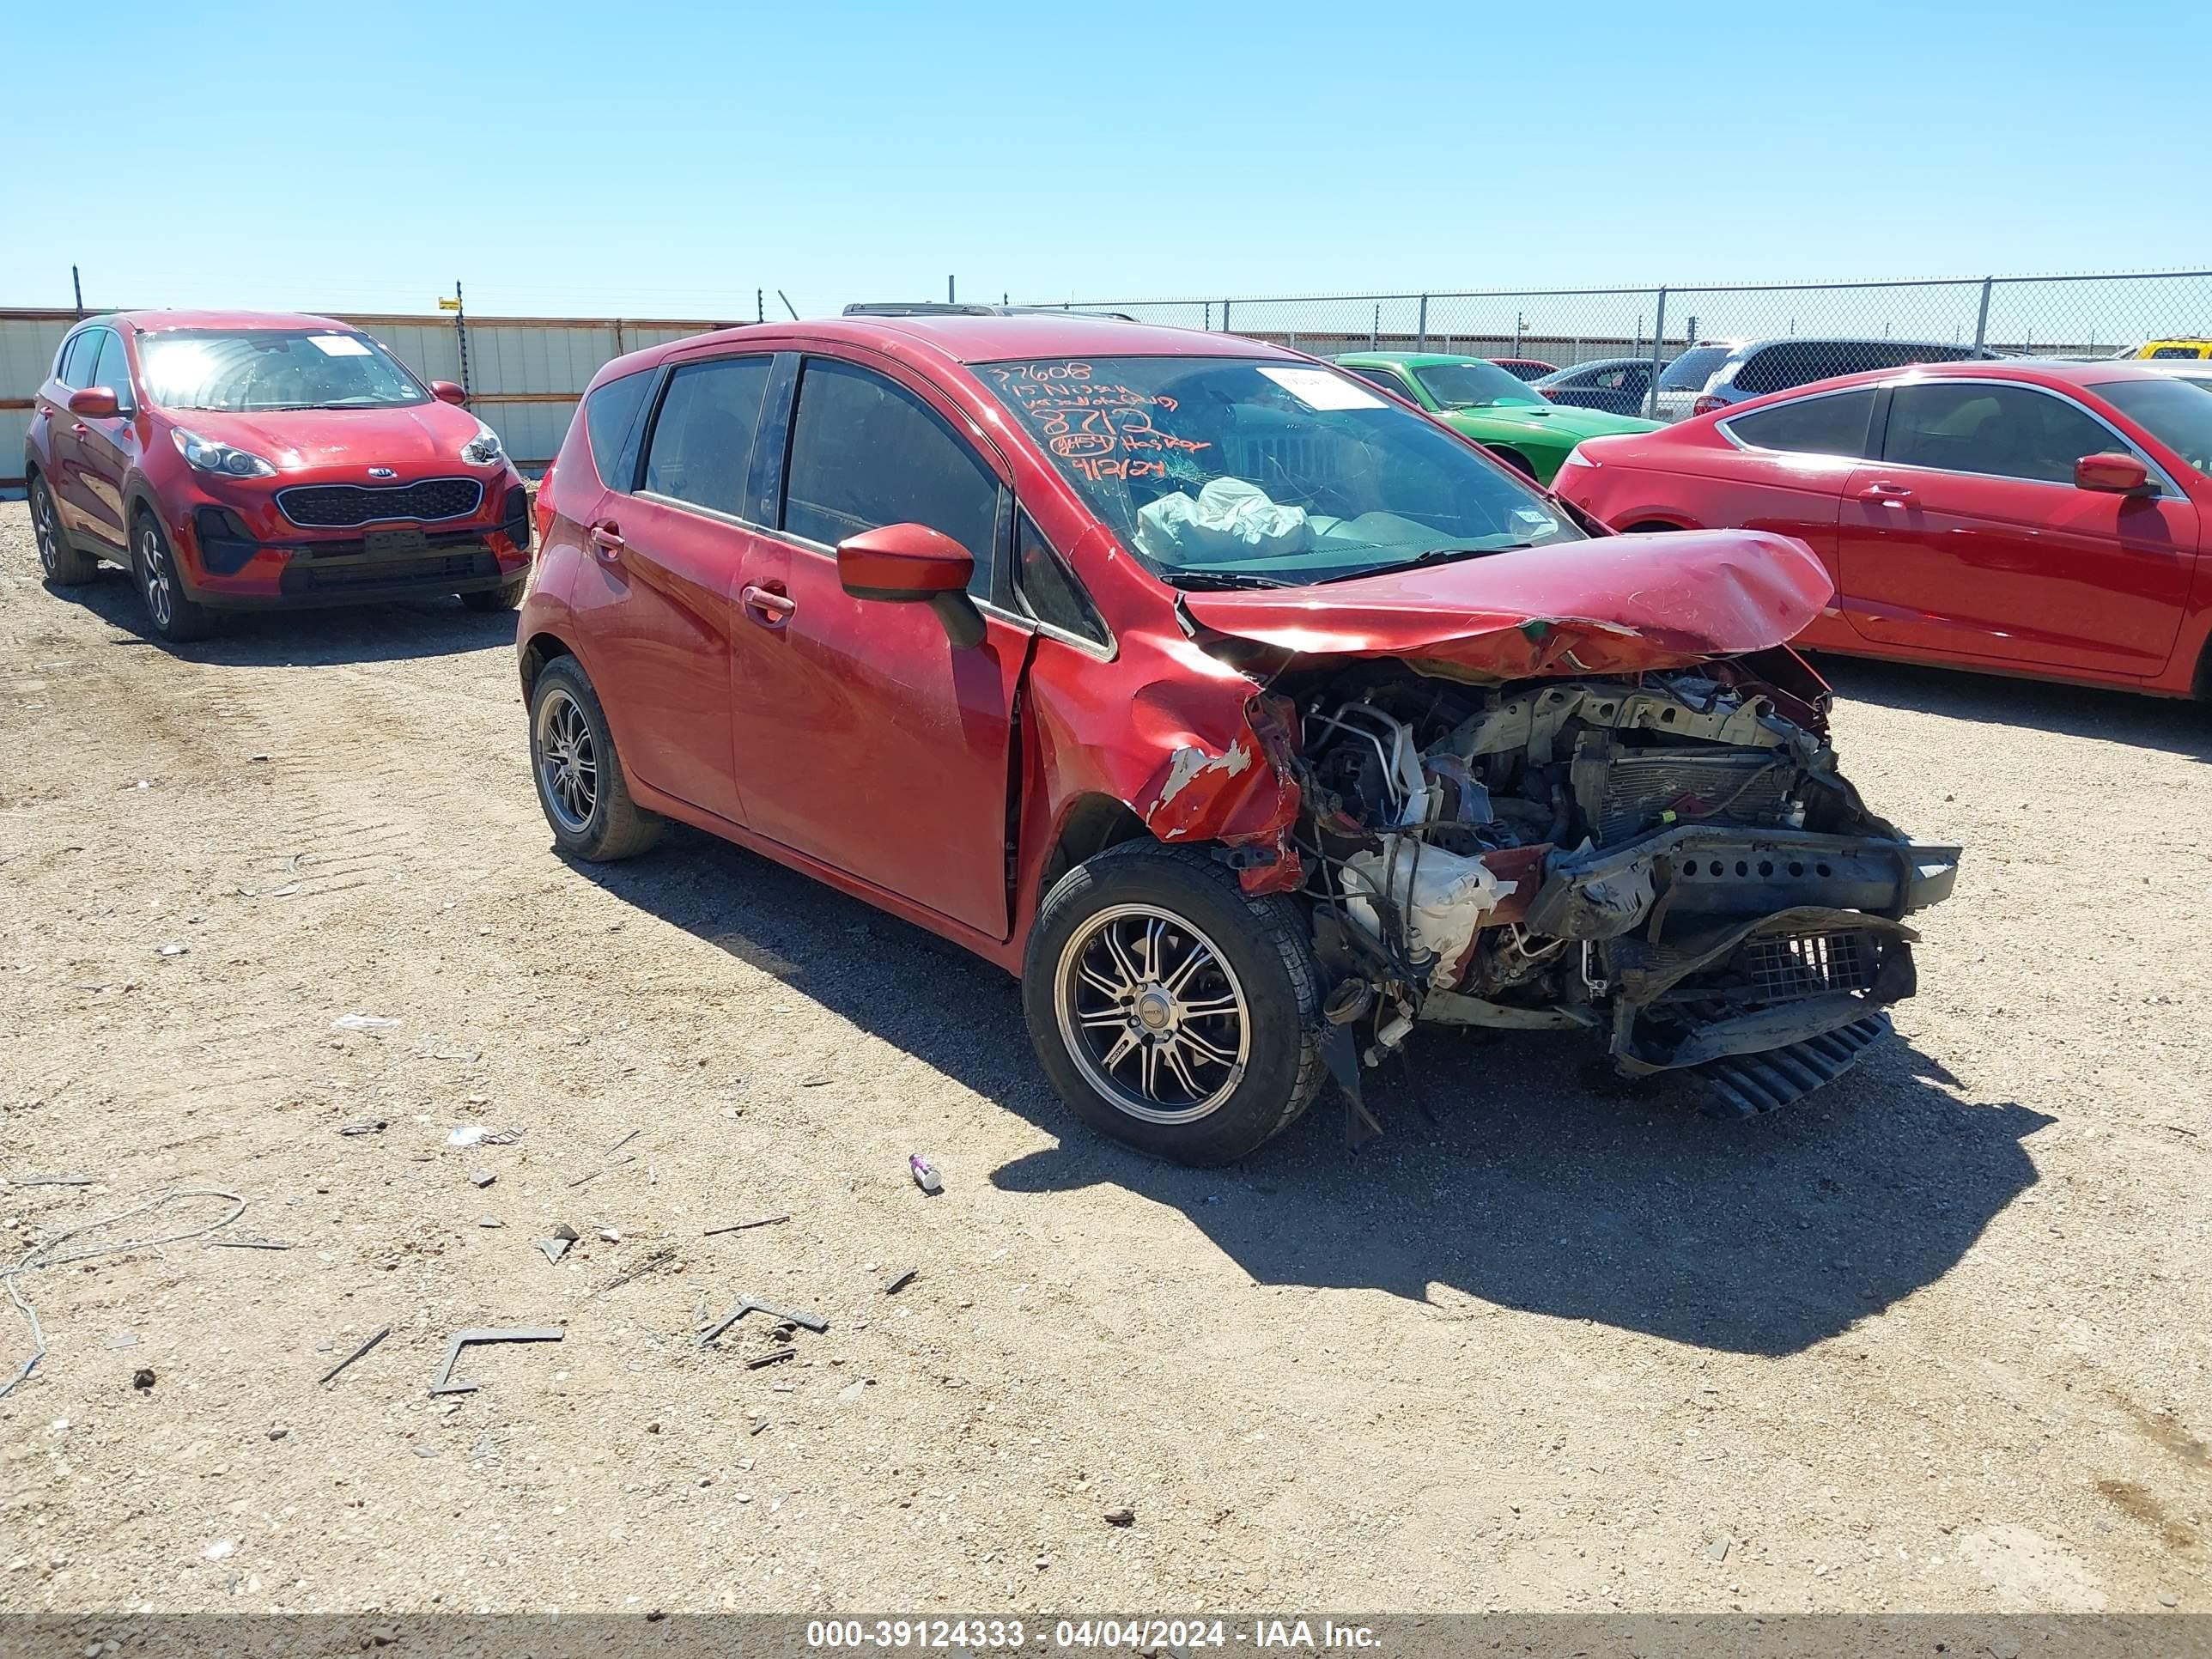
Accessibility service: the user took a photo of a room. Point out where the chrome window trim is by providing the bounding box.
[1876,376,2185,498]
[1715,385,1878,457]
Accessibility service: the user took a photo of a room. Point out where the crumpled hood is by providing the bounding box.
[1178,529,1833,680]
[167,402,482,472]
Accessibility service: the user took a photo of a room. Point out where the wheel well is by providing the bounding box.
[1486,445,1536,478]
[1040,793,1150,894]
[1624,518,1686,533]
[2196,632,2212,701]
[520,631,574,696]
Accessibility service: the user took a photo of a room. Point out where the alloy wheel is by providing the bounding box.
[535,687,599,835]
[138,523,174,630]
[1054,903,1251,1125]
[31,482,59,576]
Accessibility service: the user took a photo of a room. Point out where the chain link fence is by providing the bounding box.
[1039,270,2212,399]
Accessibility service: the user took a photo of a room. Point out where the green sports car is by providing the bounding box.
[1332,351,1660,484]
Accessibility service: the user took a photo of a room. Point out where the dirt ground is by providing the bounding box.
[1,495,2207,1617]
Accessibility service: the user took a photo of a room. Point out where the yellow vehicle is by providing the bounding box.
[2132,338,2212,360]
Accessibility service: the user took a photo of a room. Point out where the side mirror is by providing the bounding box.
[430,380,468,405]
[68,386,120,418]
[836,522,983,648]
[2075,451,2152,495]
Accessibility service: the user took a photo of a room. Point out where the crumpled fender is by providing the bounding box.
[1138,691,1304,892]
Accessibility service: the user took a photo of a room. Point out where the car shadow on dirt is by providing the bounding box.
[1819,655,2212,763]
[579,826,2051,1361]
[52,566,519,665]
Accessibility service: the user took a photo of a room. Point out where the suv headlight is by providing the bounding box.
[461,421,504,466]
[173,428,276,478]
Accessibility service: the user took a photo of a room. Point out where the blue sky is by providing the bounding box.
[7,0,2208,321]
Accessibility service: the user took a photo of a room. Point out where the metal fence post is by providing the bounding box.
[1222,299,1231,334]
[1646,287,1667,418]
[1973,276,1994,351]
[1417,295,1429,352]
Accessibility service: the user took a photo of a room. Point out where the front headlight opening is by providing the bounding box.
[462,422,504,466]
[173,428,276,478]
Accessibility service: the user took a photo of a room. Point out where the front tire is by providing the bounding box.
[132,512,217,641]
[462,574,527,613]
[527,655,662,860]
[1022,842,1324,1165]
[30,475,99,586]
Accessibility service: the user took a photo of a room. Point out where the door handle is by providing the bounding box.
[740,581,796,628]
[70,422,89,436]
[588,520,626,561]
[1857,480,1915,505]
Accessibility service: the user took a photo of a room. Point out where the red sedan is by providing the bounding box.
[1551,359,2212,697]
[24,310,531,641]
[518,313,1958,1164]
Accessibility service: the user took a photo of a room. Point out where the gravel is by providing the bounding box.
[0,500,2205,1613]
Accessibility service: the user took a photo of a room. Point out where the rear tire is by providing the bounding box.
[131,511,217,641]
[30,474,99,586]
[1022,842,1324,1166]
[527,654,662,860]
[462,574,527,613]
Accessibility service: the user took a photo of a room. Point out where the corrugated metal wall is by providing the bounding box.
[0,308,730,489]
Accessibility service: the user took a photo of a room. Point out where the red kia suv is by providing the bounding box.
[518,313,1960,1164]
[24,311,531,641]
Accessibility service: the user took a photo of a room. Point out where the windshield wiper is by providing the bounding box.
[1313,543,1535,585]
[1163,570,1296,592]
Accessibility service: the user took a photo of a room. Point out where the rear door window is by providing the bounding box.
[642,356,774,519]
[781,357,1001,594]
[1882,383,2118,485]
[1725,389,1877,458]
[582,368,656,492]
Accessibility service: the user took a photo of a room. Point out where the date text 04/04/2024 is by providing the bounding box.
[803,1620,1382,1650]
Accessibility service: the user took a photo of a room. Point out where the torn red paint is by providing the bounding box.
[1139,694,1304,893]
[1176,530,1833,680]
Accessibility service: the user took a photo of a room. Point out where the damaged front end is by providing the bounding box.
[1258,651,1959,1124]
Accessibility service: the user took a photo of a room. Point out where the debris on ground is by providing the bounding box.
[702,1214,790,1237]
[596,1247,676,1296]
[699,1297,830,1348]
[14,1175,94,1188]
[448,1126,488,1148]
[909,1155,942,1195]
[206,1238,291,1250]
[535,1223,580,1265]
[605,1128,640,1156]
[155,944,189,958]
[131,1369,155,1391]
[428,1327,564,1396]
[1103,1506,1135,1527]
[478,1217,502,1229]
[746,1349,796,1369]
[468,1170,496,1188]
[1,1187,247,1399]
[337,1121,386,1137]
[319,1326,392,1387]
[882,1268,916,1295]
[568,1156,635,1189]
[331,1013,401,1032]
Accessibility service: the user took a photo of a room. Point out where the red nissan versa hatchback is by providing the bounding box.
[25,311,531,641]
[1551,359,2212,697]
[519,313,1960,1164]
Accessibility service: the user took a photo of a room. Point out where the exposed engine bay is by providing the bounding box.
[1275,649,1960,1121]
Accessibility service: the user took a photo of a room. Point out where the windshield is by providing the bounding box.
[979,356,1583,587]
[2093,377,2212,478]
[138,329,429,412]
[1410,360,1546,410]
[1659,344,1733,392]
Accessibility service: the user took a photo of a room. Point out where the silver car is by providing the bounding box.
[1652,337,2000,422]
